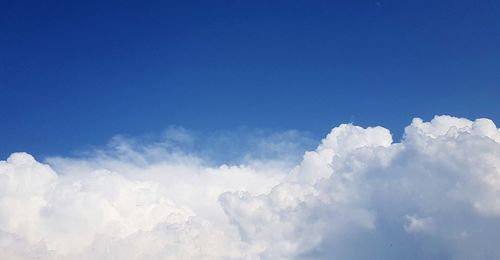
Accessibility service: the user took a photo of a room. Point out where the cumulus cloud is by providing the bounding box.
[1,115,500,259]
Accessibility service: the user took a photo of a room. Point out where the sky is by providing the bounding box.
[1,0,499,158]
[2,1,500,259]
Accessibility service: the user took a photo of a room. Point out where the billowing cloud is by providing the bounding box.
[1,115,499,259]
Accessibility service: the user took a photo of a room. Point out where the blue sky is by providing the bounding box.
[1,0,499,158]
[2,2,500,259]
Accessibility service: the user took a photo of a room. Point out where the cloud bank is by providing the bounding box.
[1,115,500,259]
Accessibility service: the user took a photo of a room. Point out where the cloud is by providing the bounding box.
[0,115,499,259]
[404,215,434,233]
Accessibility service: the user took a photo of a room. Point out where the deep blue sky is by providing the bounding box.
[1,0,499,159]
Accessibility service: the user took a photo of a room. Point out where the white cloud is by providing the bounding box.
[404,215,434,233]
[0,115,499,259]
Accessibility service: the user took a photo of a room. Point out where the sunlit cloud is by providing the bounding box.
[1,115,499,259]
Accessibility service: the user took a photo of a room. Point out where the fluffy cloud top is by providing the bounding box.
[1,115,499,259]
